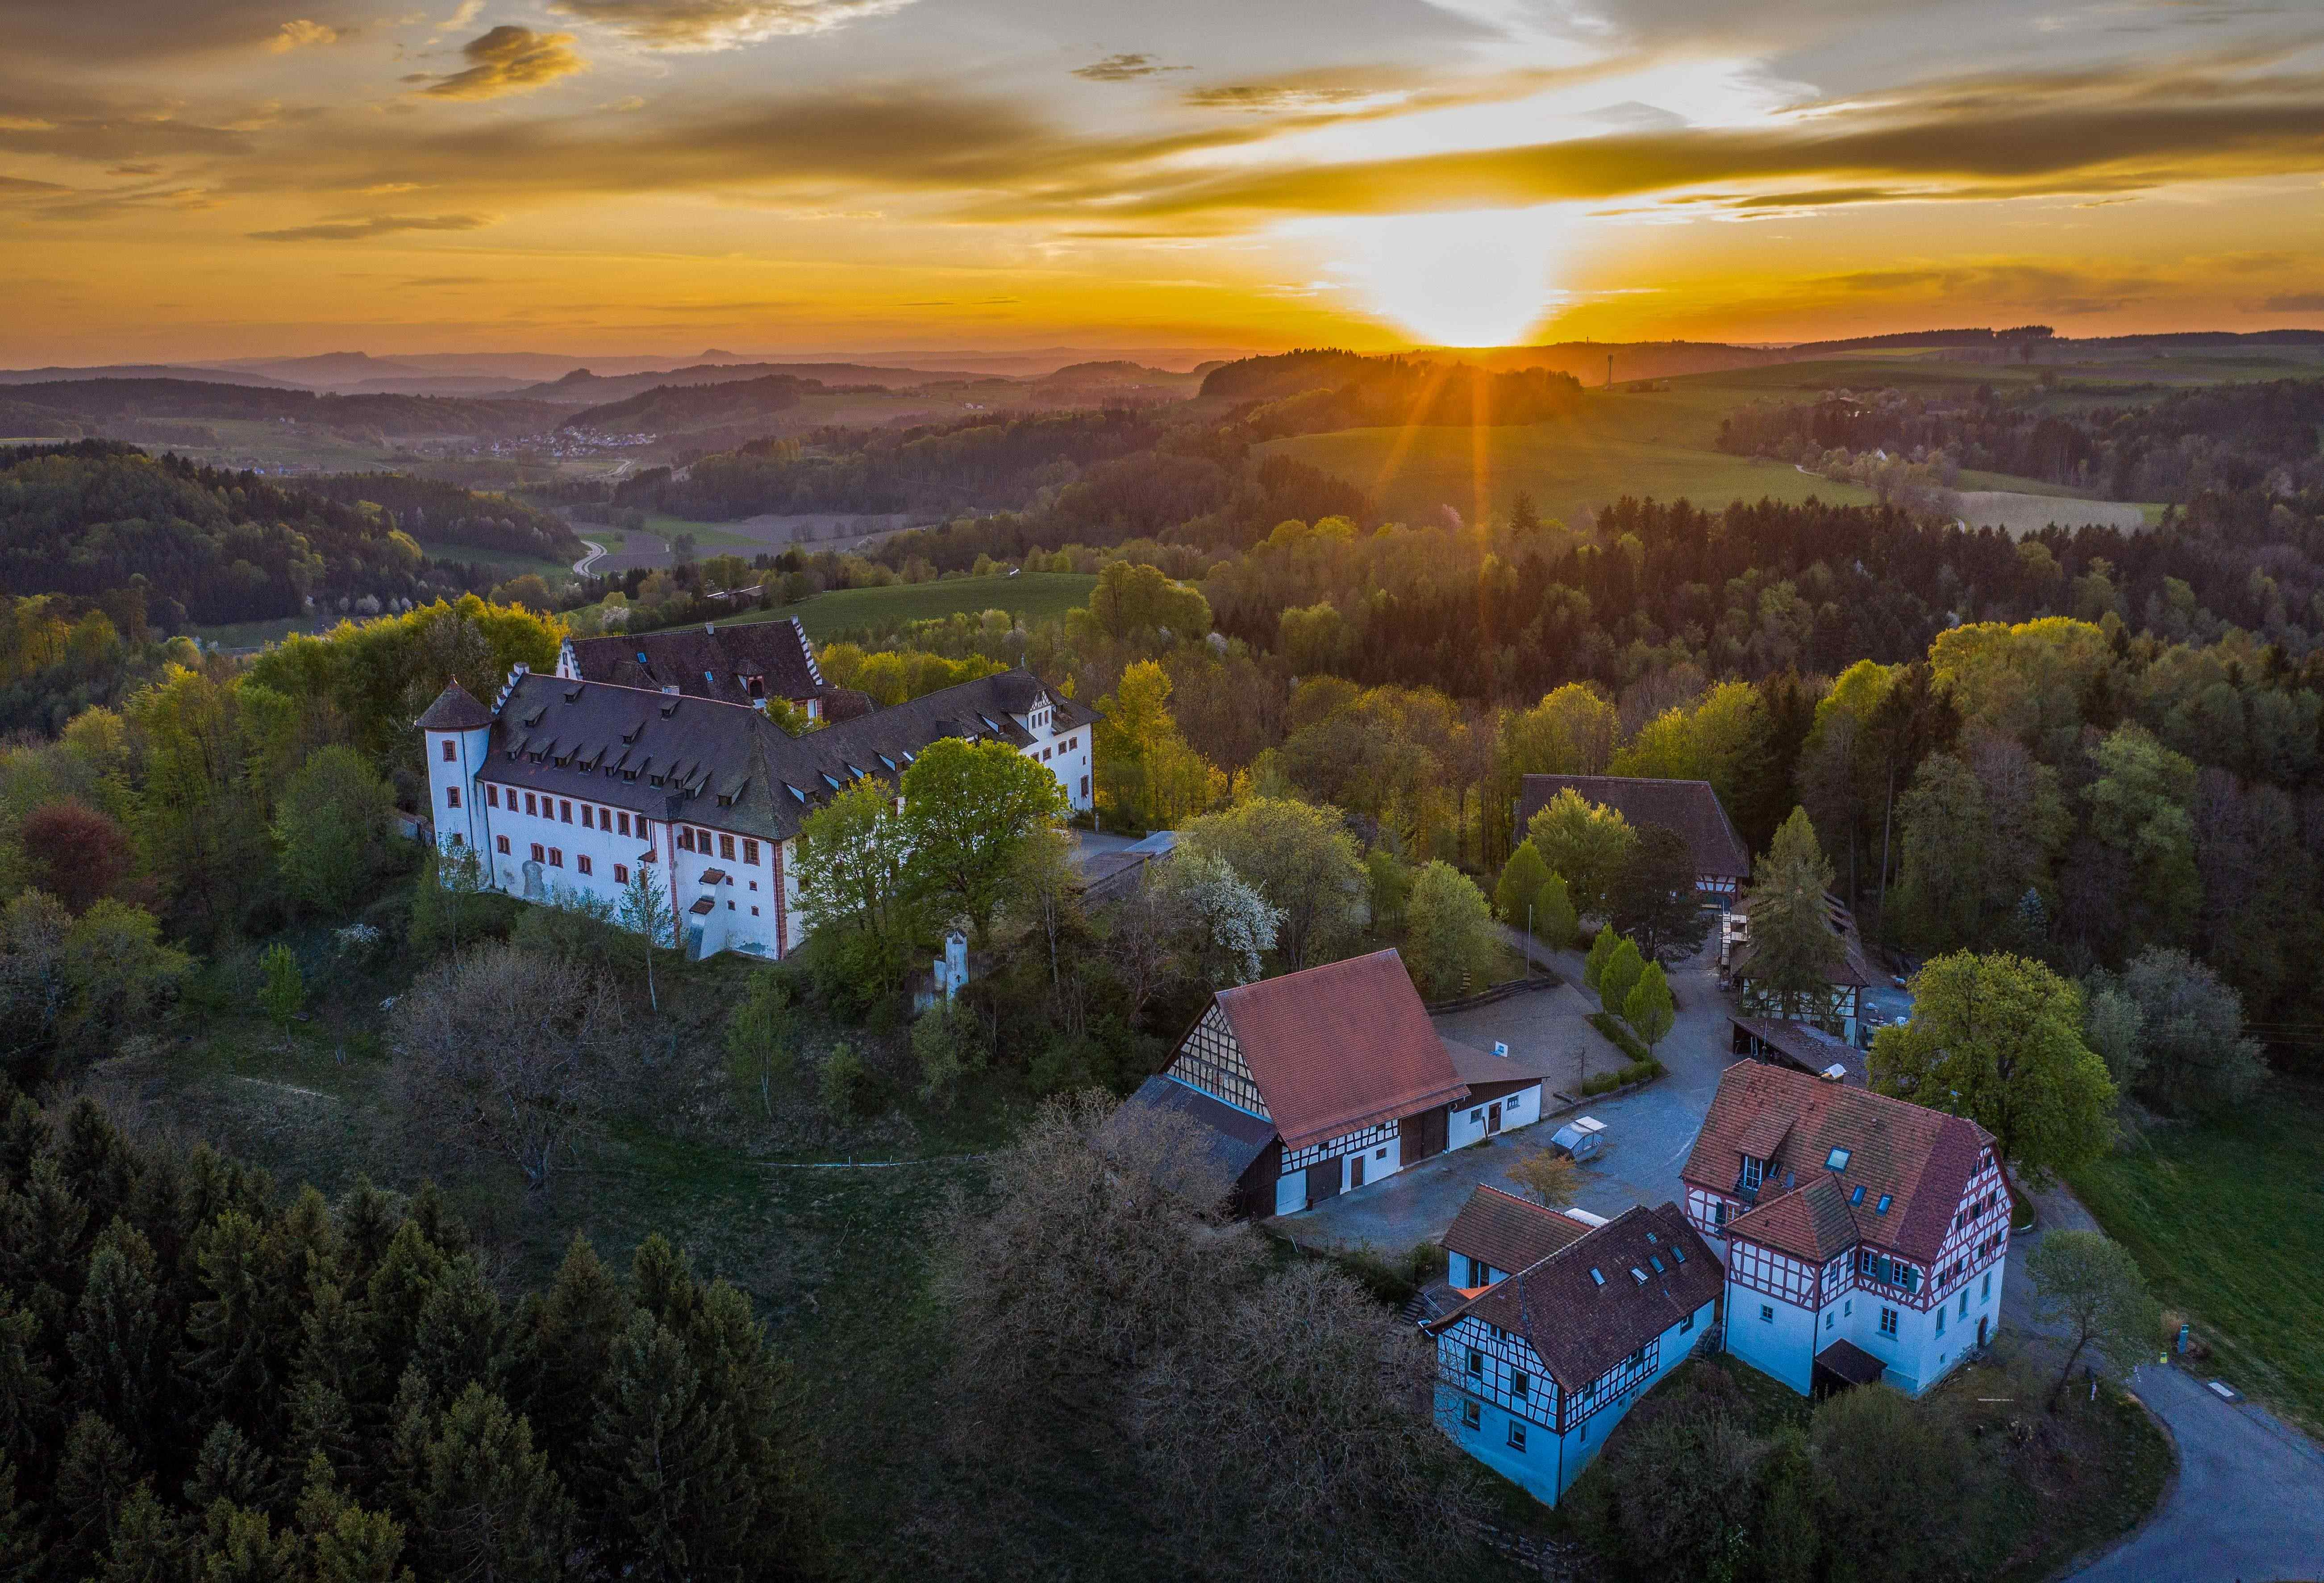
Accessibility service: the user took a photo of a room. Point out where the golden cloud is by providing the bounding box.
[420,26,587,99]
[546,0,918,49]
[266,18,338,52]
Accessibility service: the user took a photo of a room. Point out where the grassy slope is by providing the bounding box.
[2069,1080,2324,1433]
[666,572,1098,641]
[1258,367,1882,527]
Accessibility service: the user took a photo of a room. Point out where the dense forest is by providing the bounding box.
[1719,377,2324,501]
[0,380,555,443]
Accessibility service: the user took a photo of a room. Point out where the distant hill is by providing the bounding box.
[208,351,437,386]
[0,364,306,390]
[0,378,555,440]
[561,374,815,435]
[518,361,975,404]
[1201,351,1585,431]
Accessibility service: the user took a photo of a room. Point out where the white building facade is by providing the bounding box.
[418,661,1093,960]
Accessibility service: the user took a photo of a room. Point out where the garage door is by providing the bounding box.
[1307,1158,1342,1203]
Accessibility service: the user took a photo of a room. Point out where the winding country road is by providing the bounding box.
[573,539,608,576]
[2007,1189,2324,1582]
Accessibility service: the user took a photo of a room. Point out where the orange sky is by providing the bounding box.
[5,0,2324,363]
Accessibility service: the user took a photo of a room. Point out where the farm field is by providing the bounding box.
[1259,396,1878,528]
[1952,490,2156,537]
[412,535,579,582]
[193,614,311,649]
[2070,1080,2324,1435]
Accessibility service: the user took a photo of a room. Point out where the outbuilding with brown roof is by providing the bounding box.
[1516,775,1750,898]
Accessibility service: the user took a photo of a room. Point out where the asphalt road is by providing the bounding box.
[2063,1363,2324,1583]
[2009,1189,2324,1582]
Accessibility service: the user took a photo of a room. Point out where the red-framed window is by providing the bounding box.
[614,863,629,885]
[497,835,511,854]
[445,786,461,807]
[441,739,456,761]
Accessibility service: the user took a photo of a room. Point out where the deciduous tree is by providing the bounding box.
[1493,839,1550,931]
[1608,823,1708,962]
[1870,952,2116,1183]
[1525,788,1637,918]
[2026,1230,2160,1411]
[1178,797,1366,969]
[274,745,394,917]
[1625,961,1676,1053]
[1404,861,1495,999]
[900,737,1067,944]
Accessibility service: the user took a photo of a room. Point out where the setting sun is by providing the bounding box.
[1333,207,1574,348]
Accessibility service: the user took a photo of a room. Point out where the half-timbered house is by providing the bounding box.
[1722,890,1876,1043]
[1681,1062,2009,1396]
[1425,1195,1722,1504]
[1105,949,1473,1219]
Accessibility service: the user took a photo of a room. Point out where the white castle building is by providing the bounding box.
[420,654,1091,960]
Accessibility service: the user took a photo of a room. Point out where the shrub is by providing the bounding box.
[911,1001,989,1108]
[819,1043,877,1119]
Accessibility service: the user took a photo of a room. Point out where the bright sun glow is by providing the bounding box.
[1334,206,1573,346]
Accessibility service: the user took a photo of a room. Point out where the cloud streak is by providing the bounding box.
[248,211,496,240]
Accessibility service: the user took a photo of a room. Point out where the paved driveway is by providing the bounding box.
[2003,1188,2324,1582]
[1286,934,1736,1251]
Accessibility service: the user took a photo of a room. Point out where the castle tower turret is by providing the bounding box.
[417,680,495,867]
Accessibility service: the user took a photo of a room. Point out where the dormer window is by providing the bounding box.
[1740,1155,1764,1191]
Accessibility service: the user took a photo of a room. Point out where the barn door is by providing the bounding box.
[1399,1106,1446,1162]
[1308,1159,1342,1203]
[1487,1102,1503,1135]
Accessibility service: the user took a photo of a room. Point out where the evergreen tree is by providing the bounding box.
[582,1312,743,1579]
[1743,808,1843,1021]
[406,1385,575,1583]
[191,1501,303,1583]
[68,1221,165,1455]
[88,1481,181,1583]
[1608,823,1709,962]
[511,1235,631,1459]
[409,1257,504,1404]
[185,1421,271,1513]
[53,1412,140,1575]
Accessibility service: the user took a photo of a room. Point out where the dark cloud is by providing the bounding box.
[1074,54,1182,82]
[546,0,918,49]
[2259,292,2324,311]
[420,26,587,100]
[249,212,496,241]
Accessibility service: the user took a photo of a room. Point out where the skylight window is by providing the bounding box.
[1649,1255,1665,1273]
[1849,1185,1866,1206]
[1875,1194,1893,1215]
[1630,1268,1648,1285]
[1826,1147,1852,1172]
[1589,1267,1605,1287]
[1671,1245,1685,1263]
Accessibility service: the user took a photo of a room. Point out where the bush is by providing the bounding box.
[911,1001,989,1108]
[1326,1241,1447,1307]
[819,1042,878,1119]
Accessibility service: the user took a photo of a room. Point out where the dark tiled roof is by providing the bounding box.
[416,681,493,731]
[1728,1176,1862,1263]
[566,618,827,709]
[1681,1063,1991,1265]
[471,665,1082,844]
[1516,775,1750,881]
[1817,1338,1886,1386]
[1442,1185,1591,1274]
[1733,1016,1867,1086]
[1215,949,1468,1153]
[1442,1038,1559,1087]
[1101,1076,1276,1205]
[1427,1204,1723,1396]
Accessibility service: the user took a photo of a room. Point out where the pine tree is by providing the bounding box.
[512,1235,630,1457]
[68,1221,165,1455]
[582,1313,741,1579]
[191,1501,303,1583]
[0,1457,43,1583]
[296,1455,412,1583]
[184,1421,271,1514]
[87,1481,181,1583]
[53,1412,140,1575]
[1744,807,1844,1022]
[406,1385,575,1583]
[183,1211,288,1434]
[409,1257,504,1404]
